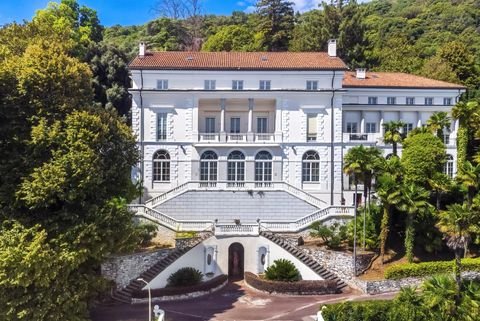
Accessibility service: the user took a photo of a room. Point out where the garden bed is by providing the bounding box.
[132,274,228,299]
[244,272,339,295]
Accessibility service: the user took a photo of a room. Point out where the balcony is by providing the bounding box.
[198,132,277,143]
[343,133,382,143]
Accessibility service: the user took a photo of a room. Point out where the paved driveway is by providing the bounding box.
[91,281,396,321]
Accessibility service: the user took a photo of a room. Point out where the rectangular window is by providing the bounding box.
[346,122,358,133]
[444,97,452,105]
[406,97,415,105]
[156,79,168,90]
[368,97,378,105]
[230,117,240,133]
[425,97,434,105]
[306,80,318,91]
[387,97,396,105]
[259,80,271,90]
[403,123,413,134]
[204,80,216,90]
[257,117,268,133]
[307,114,317,141]
[366,122,377,133]
[205,117,215,133]
[232,80,243,90]
[157,113,167,140]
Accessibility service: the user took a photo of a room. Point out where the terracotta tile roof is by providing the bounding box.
[129,51,348,71]
[342,71,466,89]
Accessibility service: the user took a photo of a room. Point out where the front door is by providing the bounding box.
[228,242,245,280]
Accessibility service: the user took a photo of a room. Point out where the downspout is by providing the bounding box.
[330,70,337,206]
[140,69,145,203]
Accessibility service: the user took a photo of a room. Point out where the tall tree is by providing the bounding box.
[452,101,480,168]
[256,0,295,51]
[338,0,368,68]
[456,161,480,207]
[383,120,405,157]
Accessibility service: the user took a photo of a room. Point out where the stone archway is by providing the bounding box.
[228,242,245,280]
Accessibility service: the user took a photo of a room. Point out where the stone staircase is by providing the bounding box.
[260,231,348,291]
[110,232,213,304]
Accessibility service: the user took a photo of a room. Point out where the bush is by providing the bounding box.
[167,267,203,287]
[264,259,301,282]
[136,222,158,246]
[309,222,347,249]
[245,272,338,295]
[323,301,392,321]
[384,258,480,279]
[132,275,227,298]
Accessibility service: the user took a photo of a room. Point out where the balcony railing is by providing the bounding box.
[343,133,381,143]
[198,132,277,143]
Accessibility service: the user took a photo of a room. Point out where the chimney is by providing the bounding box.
[356,68,366,79]
[139,42,146,57]
[328,39,337,57]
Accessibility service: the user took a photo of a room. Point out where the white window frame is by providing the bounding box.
[406,97,415,105]
[200,151,218,182]
[232,80,244,90]
[443,97,452,105]
[255,151,273,182]
[306,114,317,141]
[368,97,378,105]
[153,150,170,182]
[157,113,168,141]
[204,80,216,90]
[387,97,396,105]
[302,151,320,182]
[403,123,414,134]
[257,117,268,133]
[425,97,434,105]
[346,122,358,133]
[227,151,245,182]
[205,117,216,133]
[444,155,454,178]
[366,122,377,133]
[306,80,318,91]
[156,79,168,90]
[259,80,271,90]
[230,117,241,133]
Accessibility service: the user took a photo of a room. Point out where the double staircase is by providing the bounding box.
[260,231,348,291]
[111,232,213,304]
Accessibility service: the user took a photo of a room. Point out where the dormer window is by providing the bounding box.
[306,81,318,91]
[259,80,271,90]
[232,80,244,90]
[157,79,168,90]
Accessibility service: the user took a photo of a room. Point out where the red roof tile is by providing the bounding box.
[342,71,465,89]
[129,51,348,71]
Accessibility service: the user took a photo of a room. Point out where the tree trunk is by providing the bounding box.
[454,248,462,297]
[436,190,441,210]
[405,215,415,263]
[393,142,397,156]
[380,206,390,264]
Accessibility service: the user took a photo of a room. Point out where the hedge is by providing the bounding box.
[132,274,227,298]
[322,301,393,321]
[245,272,339,295]
[385,258,480,280]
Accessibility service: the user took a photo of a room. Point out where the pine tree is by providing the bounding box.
[256,0,295,51]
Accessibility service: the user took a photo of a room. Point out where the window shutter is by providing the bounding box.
[307,114,317,134]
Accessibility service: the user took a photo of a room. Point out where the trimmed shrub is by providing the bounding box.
[385,258,480,279]
[323,301,392,321]
[245,272,338,295]
[136,222,158,246]
[167,267,203,287]
[133,275,227,298]
[264,259,301,282]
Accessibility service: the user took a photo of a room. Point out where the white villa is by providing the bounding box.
[115,41,465,299]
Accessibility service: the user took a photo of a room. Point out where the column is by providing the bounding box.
[220,98,226,142]
[247,98,254,142]
[416,111,422,128]
[360,111,366,134]
[192,96,199,142]
[379,111,385,137]
[274,99,283,142]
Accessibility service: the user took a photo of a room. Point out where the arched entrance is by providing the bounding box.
[228,242,245,280]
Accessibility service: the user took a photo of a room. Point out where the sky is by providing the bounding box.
[0,0,327,27]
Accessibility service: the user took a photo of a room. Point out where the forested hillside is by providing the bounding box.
[104,0,480,97]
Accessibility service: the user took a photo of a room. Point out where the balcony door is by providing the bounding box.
[227,151,245,187]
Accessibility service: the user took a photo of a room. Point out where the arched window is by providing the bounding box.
[227,151,245,183]
[255,151,272,185]
[302,151,320,182]
[153,150,170,182]
[200,151,218,182]
[444,154,454,178]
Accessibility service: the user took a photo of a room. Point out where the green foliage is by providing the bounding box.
[202,25,264,52]
[256,0,295,51]
[175,231,198,239]
[383,120,405,156]
[167,267,203,287]
[384,258,480,280]
[401,132,446,186]
[136,223,158,246]
[264,259,301,282]
[309,222,347,249]
[345,205,381,250]
[323,276,480,321]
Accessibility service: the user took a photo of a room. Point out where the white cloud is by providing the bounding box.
[237,1,246,6]
[240,0,323,13]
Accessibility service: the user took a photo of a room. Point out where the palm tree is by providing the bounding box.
[376,173,402,263]
[422,275,458,319]
[395,183,433,263]
[452,101,480,168]
[427,111,451,140]
[427,172,452,210]
[456,161,480,206]
[438,203,479,289]
[383,120,405,157]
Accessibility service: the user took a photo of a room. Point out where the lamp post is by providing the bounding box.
[353,174,358,277]
[137,278,151,321]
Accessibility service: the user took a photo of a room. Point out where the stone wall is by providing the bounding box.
[352,271,480,295]
[101,249,173,290]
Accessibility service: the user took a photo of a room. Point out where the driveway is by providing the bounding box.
[91,281,396,321]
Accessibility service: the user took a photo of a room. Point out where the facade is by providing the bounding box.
[129,43,465,210]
